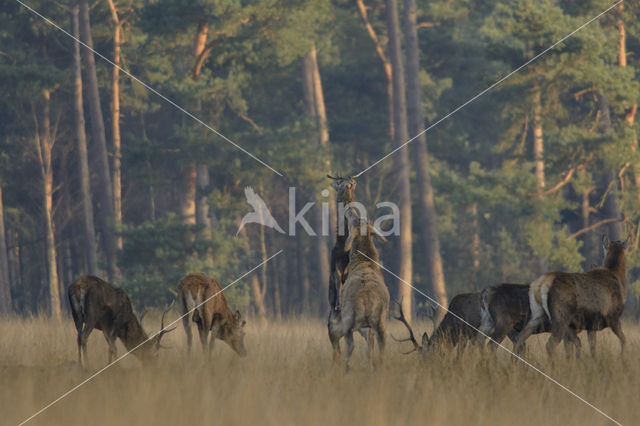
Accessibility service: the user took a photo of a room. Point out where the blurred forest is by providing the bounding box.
[1,0,639,320]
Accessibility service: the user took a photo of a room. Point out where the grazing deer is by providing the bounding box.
[393,292,482,356]
[514,235,627,357]
[68,275,175,368]
[177,273,247,357]
[328,218,390,369]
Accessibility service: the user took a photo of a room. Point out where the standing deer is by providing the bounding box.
[68,275,175,368]
[393,292,483,356]
[177,273,247,357]
[514,235,627,357]
[327,173,362,312]
[478,283,594,355]
[328,218,390,369]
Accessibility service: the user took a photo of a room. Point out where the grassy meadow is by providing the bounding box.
[1,315,638,426]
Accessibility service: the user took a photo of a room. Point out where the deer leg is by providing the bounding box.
[197,323,209,353]
[328,322,342,362]
[562,330,581,359]
[514,315,543,354]
[79,323,94,368]
[344,330,355,371]
[587,330,597,356]
[102,330,118,363]
[182,311,192,353]
[375,322,386,366]
[609,320,626,355]
[546,324,564,359]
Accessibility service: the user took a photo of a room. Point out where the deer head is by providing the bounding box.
[211,310,247,357]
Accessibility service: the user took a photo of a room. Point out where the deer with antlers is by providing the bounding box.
[514,235,628,357]
[328,217,389,369]
[392,292,483,356]
[68,275,175,368]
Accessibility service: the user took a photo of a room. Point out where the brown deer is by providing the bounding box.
[68,275,175,368]
[393,292,483,356]
[478,283,595,355]
[177,273,247,357]
[327,173,362,312]
[514,235,627,357]
[328,218,390,369]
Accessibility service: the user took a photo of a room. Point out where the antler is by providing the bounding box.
[327,174,341,180]
[137,308,148,325]
[349,171,364,179]
[155,300,177,349]
[391,299,421,354]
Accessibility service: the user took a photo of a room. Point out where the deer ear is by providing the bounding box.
[234,310,242,321]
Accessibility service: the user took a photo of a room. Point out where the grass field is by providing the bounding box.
[1,315,638,426]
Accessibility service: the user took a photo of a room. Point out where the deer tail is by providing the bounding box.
[479,287,495,335]
[529,274,554,321]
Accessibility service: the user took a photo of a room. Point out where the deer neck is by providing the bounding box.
[120,318,150,354]
[349,236,378,265]
[604,248,627,288]
[335,192,356,240]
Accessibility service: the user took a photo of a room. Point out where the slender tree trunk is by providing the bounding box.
[236,216,267,319]
[356,0,394,139]
[386,0,413,320]
[179,163,197,225]
[0,185,11,315]
[71,4,98,275]
[196,164,212,237]
[532,84,545,191]
[616,5,639,200]
[403,0,447,318]
[302,41,331,315]
[107,0,123,249]
[34,90,61,319]
[79,0,118,280]
[596,92,622,240]
[579,166,596,265]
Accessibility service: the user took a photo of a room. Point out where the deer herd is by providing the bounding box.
[67,173,630,370]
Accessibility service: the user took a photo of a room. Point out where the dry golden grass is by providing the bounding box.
[1,315,638,426]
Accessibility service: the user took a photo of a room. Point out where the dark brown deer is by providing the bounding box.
[328,218,390,369]
[514,235,627,357]
[68,275,175,368]
[177,273,247,357]
[393,292,482,356]
[327,173,362,312]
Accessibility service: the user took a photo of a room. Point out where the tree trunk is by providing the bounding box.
[403,0,447,318]
[596,92,622,240]
[532,84,545,191]
[302,41,331,315]
[79,0,118,280]
[616,4,639,200]
[34,90,61,319]
[356,0,394,139]
[386,0,413,320]
[196,164,212,236]
[107,0,123,249]
[179,163,197,225]
[71,4,98,276]
[0,185,11,315]
[579,166,597,265]
[236,216,266,319]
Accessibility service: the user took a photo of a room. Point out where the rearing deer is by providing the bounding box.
[514,235,628,357]
[68,275,175,368]
[328,217,389,369]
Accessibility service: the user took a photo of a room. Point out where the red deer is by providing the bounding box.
[177,273,247,357]
[514,235,627,357]
[328,218,389,369]
[327,173,362,312]
[68,275,175,368]
[393,292,482,356]
[478,283,595,355]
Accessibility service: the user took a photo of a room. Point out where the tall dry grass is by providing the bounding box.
[1,315,638,425]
